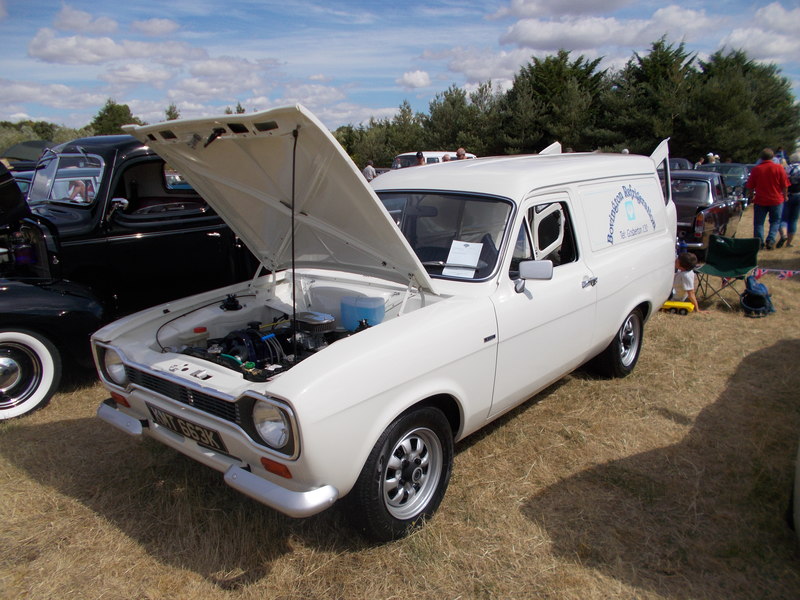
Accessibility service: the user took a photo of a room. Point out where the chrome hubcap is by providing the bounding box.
[0,355,22,391]
[382,427,442,520]
[618,314,641,367]
[0,343,42,408]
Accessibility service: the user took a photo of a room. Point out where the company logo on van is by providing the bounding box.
[607,185,657,244]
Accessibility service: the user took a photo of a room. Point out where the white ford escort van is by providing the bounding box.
[93,105,677,541]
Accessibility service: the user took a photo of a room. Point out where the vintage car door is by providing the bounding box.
[489,192,597,417]
[96,157,245,313]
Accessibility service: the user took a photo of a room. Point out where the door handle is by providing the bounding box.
[582,277,598,288]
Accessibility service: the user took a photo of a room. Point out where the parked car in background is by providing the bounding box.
[391,151,476,169]
[0,164,106,419]
[670,169,742,257]
[0,136,256,420]
[94,105,676,542]
[26,135,256,315]
[695,162,751,200]
[669,157,692,170]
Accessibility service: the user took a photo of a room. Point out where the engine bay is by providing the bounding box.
[155,285,395,383]
[179,309,360,382]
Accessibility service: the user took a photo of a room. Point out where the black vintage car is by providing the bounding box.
[1,163,106,419]
[27,135,255,314]
[0,135,256,419]
[671,169,743,258]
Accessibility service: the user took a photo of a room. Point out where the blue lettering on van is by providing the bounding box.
[606,185,657,244]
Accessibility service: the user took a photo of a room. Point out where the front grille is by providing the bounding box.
[126,366,241,424]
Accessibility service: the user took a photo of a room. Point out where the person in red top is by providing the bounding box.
[746,148,790,249]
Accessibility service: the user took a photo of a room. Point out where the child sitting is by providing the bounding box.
[673,252,703,313]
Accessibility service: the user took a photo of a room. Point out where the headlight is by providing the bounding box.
[103,348,129,387]
[252,400,291,450]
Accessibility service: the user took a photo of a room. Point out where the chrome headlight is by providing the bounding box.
[252,400,291,450]
[102,347,129,387]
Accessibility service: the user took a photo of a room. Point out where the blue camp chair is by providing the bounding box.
[695,235,760,309]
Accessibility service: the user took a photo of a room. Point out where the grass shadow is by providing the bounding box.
[0,413,370,589]
[521,339,800,598]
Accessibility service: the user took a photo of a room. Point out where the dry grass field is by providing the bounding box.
[2,211,800,600]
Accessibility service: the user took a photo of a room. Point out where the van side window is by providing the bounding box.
[530,202,577,266]
[508,201,577,279]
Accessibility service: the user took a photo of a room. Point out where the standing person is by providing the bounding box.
[362,160,376,182]
[746,148,790,249]
[415,151,425,166]
[455,148,467,160]
[778,152,800,247]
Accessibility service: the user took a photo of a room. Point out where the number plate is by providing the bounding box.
[147,403,228,453]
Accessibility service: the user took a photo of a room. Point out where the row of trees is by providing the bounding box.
[2,38,798,166]
[335,39,800,167]
[0,100,246,153]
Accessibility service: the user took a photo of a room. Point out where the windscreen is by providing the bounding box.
[28,152,104,207]
[378,191,512,280]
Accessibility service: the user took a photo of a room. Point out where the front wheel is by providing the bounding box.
[591,309,644,378]
[0,329,62,419]
[346,407,453,542]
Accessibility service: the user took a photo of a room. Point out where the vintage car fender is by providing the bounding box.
[262,295,498,493]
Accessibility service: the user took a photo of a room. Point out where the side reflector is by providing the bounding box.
[261,457,292,479]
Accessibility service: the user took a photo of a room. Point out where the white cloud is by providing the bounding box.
[754,2,800,36]
[501,16,646,50]
[721,28,800,65]
[0,78,73,104]
[274,83,347,107]
[500,6,716,52]
[131,18,180,37]
[54,5,117,35]
[397,70,432,89]
[27,28,207,65]
[491,0,632,19]
[99,63,173,86]
[441,46,535,83]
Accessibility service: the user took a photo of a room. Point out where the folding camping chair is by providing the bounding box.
[695,235,760,309]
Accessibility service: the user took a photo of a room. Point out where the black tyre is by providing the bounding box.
[346,407,453,542]
[592,308,644,378]
[0,329,62,419]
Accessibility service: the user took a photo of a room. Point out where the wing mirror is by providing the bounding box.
[514,260,553,293]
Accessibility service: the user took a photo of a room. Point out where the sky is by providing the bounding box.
[0,0,799,131]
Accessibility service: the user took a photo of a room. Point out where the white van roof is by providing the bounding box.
[375,152,660,201]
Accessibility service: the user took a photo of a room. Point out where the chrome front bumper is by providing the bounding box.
[97,400,339,518]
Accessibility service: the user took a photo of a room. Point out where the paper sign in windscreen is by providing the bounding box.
[443,240,483,278]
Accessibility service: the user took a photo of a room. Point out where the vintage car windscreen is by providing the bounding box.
[378,191,512,280]
[28,152,105,207]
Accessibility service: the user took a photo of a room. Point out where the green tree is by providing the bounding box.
[90,99,144,135]
[468,81,504,156]
[386,100,426,156]
[165,103,181,121]
[684,50,800,162]
[502,50,607,153]
[425,85,479,152]
[606,38,696,153]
